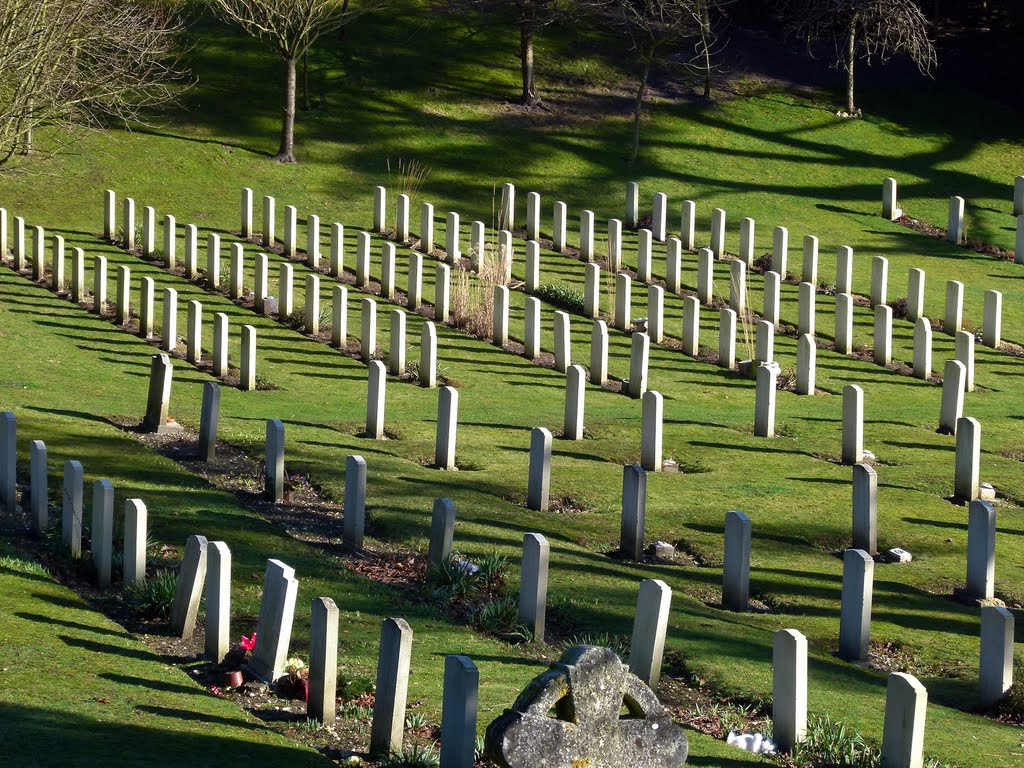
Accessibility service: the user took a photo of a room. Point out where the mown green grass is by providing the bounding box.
[0,543,330,767]
[1,2,1023,766]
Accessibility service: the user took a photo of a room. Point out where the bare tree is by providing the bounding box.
[782,0,937,114]
[209,0,372,163]
[588,0,705,162]
[0,0,186,167]
[443,0,565,107]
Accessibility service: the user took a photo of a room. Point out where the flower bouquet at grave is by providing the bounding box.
[282,470,309,504]
[281,656,309,701]
[222,632,257,670]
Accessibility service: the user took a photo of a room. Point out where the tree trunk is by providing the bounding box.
[699,2,713,100]
[277,55,297,163]
[519,16,538,107]
[845,19,856,114]
[21,101,33,156]
[630,58,652,164]
[302,51,310,110]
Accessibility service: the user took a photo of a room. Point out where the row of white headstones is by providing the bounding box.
[0,179,1011,765]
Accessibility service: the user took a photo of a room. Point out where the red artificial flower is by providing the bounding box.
[239,633,257,651]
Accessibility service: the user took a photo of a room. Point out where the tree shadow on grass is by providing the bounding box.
[0,703,329,766]
[15,612,127,639]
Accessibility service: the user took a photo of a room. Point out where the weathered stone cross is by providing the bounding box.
[485,646,688,768]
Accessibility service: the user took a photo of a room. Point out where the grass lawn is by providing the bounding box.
[0,3,1023,767]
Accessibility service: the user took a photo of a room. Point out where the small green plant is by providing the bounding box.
[381,743,440,768]
[425,555,477,602]
[787,715,880,768]
[476,551,509,591]
[995,678,1024,720]
[474,735,486,761]
[559,632,631,660]
[535,283,585,314]
[122,569,177,620]
[295,718,323,732]
[475,595,531,642]
[405,711,429,730]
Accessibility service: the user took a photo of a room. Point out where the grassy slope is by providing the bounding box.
[0,3,1023,767]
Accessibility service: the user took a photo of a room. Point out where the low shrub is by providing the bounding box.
[122,569,177,620]
[535,283,585,314]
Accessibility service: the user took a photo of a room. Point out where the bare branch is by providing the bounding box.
[0,0,189,168]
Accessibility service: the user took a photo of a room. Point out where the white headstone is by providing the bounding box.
[580,210,595,262]
[730,259,746,314]
[982,289,1002,349]
[796,334,816,395]
[838,548,874,662]
[880,673,928,768]
[709,208,725,258]
[563,365,586,440]
[939,360,966,435]
[628,332,650,399]
[343,455,367,547]
[239,325,257,391]
[614,272,631,331]
[754,363,778,438]
[945,280,963,335]
[550,310,570,372]
[370,617,413,754]
[590,321,608,386]
[553,202,567,253]
[842,385,864,465]
[361,297,378,362]
[527,428,552,512]
[170,533,208,639]
[640,390,663,472]
[955,416,981,503]
[719,308,737,370]
[907,268,925,323]
[739,217,755,266]
[62,460,84,556]
[947,195,965,244]
[186,301,201,364]
[308,596,339,724]
[852,463,878,555]
[802,235,818,286]
[332,285,348,349]
[665,237,682,293]
[205,541,231,663]
[874,305,893,367]
[366,361,387,440]
[913,317,932,379]
[434,386,459,470]
[445,212,461,263]
[420,322,437,388]
[835,293,854,356]
[420,203,434,254]
[870,255,888,308]
[519,533,550,640]
[722,510,751,611]
[247,558,299,683]
[979,605,1014,707]
[389,310,406,376]
[772,226,788,276]
[966,499,996,600]
[763,271,781,328]
[882,178,901,220]
[772,629,807,754]
[439,655,478,768]
[628,578,671,688]
[584,262,600,318]
[682,296,700,357]
[697,247,713,305]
